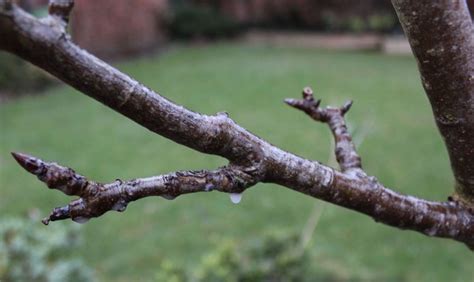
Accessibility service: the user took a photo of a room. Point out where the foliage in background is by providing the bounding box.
[0,52,54,95]
[0,214,95,282]
[168,3,242,40]
[201,0,401,33]
[317,12,397,33]
[168,2,399,35]
[155,230,341,282]
[155,231,308,281]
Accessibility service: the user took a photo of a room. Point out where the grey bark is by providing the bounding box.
[1,1,473,249]
[392,0,474,204]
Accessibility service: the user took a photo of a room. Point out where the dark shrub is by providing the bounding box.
[154,230,344,281]
[169,3,241,40]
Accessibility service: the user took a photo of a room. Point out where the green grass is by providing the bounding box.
[1,44,473,281]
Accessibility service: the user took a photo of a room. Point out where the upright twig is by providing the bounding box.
[285,87,362,173]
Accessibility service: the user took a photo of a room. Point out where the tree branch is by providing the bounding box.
[1,2,473,249]
[285,87,362,173]
[11,152,255,224]
[391,0,474,204]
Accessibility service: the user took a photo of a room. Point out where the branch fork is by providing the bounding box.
[2,1,474,249]
[285,87,362,173]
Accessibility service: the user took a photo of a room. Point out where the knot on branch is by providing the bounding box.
[284,86,352,122]
[48,0,74,23]
[0,0,13,11]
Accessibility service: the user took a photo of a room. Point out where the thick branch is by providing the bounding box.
[285,87,362,172]
[391,0,474,204]
[1,2,473,248]
[0,4,262,167]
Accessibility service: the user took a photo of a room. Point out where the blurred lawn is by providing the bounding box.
[1,44,473,281]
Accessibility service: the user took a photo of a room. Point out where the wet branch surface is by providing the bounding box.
[1,0,473,249]
[11,152,255,224]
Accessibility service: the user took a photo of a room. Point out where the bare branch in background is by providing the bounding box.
[0,1,473,249]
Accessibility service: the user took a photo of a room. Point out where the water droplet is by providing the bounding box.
[112,200,128,212]
[161,194,176,200]
[229,193,242,204]
[72,216,90,224]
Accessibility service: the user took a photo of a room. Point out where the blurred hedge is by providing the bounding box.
[320,13,397,33]
[154,230,343,282]
[168,3,242,40]
[0,215,95,281]
[182,0,400,34]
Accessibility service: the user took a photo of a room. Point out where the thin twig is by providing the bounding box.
[12,152,256,224]
[285,87,362,172]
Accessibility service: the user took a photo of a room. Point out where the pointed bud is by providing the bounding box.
[42,205,71,225]
[314,99,322,109]
[11,152,45,175]
[12,152,87,196]
[341,100,353,115]
[284,98,297,106]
